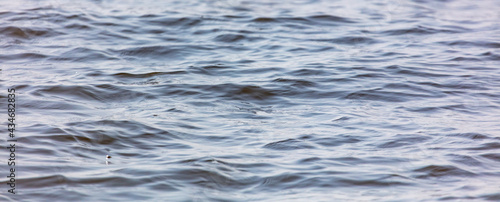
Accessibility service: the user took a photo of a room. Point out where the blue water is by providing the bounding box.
[1,0,500,201]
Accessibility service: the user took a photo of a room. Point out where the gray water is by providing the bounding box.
[1,0,500,201]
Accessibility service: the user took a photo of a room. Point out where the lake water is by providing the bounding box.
[1,0,500,201]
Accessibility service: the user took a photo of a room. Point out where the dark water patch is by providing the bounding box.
[144,28,168,34]
[438,196,479,201]
[297,157,322,164]
[0,26,63,39]
[479,51,500,61]
[310,135,361,147]
[22,98,91,111]
[231,86,277,100]
[252,17,278,23]
[187,65,235,76]
[192,28,223,35]
[63,128,123,147]
[439,40,500,49]
[139,14,162,18]
[26,8,92,22]
[352,73,388,79]
[257,173,304,190]
[168,168,258,191]
[480,153,500,162]
[382,25,460,35]
[92,21,121,27]
[18,143,59,157]
[193,84,282,102]
[331,156,410,166]
[447,154,484,168]
[272,78,316,88]
[404,104,471,113]
[0,11,15,18]
[395,69,451,78]
[112,45,185,60]
[65,119,177,140]
[412,165,476,179]
[377,134,431,148]
[481,194,500,201]
[320,77,356,83]
[251,14,354,26]
[277,88,346,100]
[255,16,310,24]
[200,64,233,70]
[307,14,356,23]
[335,175,411,187]
[64,23,92,30]
[259,173,411,190]
[466,142,500,151]
[446,133,491,140]
[385,64,403,70]
[112,70,186,79]
[96,30,132,41]
[33,84,152,103]
[263,138,315,150]
[344,89,437,102]
[223,15,251,19]
[16,176,91,200]
[0,52,49,61]
[214,34,264,43]
[178,157,275,173]
[313,36,377,45]
[49,47,119,62]
[69,175,149,188]
[413,81,489,91]
[449,56,481,62]
[61,122,183,152]
[383,83,434,94]
[141,17,202,27]
[288,68,330,76]
[21,175,70,188]
[151,84,204,98]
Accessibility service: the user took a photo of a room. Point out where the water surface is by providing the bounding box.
[1,0,500,201]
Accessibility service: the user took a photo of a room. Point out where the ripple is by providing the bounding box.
[214,34,264,43]
[32,84,152,103]
[344,89,438,102]
[0,26,63,39]
[313,36,378,45]
[142,17,202,27]
[382,25,461,35]
[263,138,316,150]
[49,47,119,62]
[412,165,476,179]
[113,46,184,60]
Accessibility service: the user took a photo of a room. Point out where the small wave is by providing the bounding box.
[49,47,119,62]
[344,89,438,102]
[113,45,184,60]
[412,165,476,179]
[0,26,63,39]
[141,17,202,27]
[382,25,460,35]
[263,138,315,150]
[214,34,264,43]
[313,36,377,45]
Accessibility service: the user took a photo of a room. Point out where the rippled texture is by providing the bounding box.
[1,0,500,201]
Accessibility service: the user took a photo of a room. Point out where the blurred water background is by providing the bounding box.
[1,0,500,201]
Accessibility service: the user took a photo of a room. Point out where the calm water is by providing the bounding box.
[1,0,500,201]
